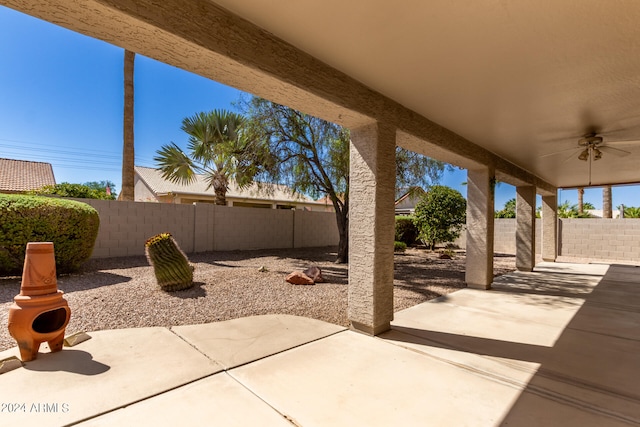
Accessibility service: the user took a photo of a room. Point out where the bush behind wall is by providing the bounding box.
[395,215,418,245]
[0,194,100,275]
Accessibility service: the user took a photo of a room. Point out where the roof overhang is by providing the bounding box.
[4,1,639,192]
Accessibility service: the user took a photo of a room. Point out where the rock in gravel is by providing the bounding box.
[286,271,315,285]
[303,265,324,283]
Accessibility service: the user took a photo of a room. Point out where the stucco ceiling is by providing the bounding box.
[212,0,640,189]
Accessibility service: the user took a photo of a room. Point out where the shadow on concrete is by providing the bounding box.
[23,349,110,376]
[491,271,598,300]
[386,264,640,425]
[501,264,640,425]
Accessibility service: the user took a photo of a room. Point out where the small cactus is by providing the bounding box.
[145,233,194,292]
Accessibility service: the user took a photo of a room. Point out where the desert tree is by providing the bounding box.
[243,96,450,263]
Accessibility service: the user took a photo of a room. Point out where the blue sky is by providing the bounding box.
[1,5,638,210]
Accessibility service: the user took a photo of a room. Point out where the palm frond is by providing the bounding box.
[154,143,198,185]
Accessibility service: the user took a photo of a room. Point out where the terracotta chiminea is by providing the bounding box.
[8,242,71,362]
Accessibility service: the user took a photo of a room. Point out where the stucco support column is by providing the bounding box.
[465,167,495,289]
[516,186,536,272]
[542,194,558,261]
[348,122,396,335]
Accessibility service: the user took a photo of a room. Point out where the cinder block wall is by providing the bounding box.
[294,210,341,248]
[455,218,638,262]
[76,199,339,258]
[77,199,639,262]
[213,206,294,251]
[491,219,542,255]
[78,199,196,258]
[493,219,516,254]
[559,219,640,261]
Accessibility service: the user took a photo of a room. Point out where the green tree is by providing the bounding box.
[413,186,466,250]
[620,205,640,218]
[154,110,265,206]
[243,98,350,262]
[396,148,453,190]
[557,201,592,218]
[83,180,117,199]
[31,182,114,199]
[243,97,449,263]
[495,198,516,218]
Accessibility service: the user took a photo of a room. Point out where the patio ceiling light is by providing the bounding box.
[593,148,602,160]
[578,148,589,161]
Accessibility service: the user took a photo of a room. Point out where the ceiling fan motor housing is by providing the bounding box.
[579,134,603,147]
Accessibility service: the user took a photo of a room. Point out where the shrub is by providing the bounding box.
[30,182,115,200]
[623,206,640,218]
[394,241,407,253]
[395,216,418,245]
[0,194,100,275]
[145,233,194,292]
[414,185,466,250]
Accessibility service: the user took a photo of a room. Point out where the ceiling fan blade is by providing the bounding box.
[605,139,640,146]
[562,148,583,163]
[600,145,631,157]
[539,146,581,158]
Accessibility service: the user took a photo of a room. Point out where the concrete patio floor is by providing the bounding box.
[0,262,638,426]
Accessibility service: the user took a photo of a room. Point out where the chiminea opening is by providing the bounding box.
[32,308,68,334]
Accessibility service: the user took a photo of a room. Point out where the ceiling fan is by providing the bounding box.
[540,132,632,162]
[540,132,639,185]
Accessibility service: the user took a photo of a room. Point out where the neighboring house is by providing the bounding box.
[315,195,345,213]
[134,166,331,211]
[0,158,56,194]
[395,187,426,215]
[586,209,622,219]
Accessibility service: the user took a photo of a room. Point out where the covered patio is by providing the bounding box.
[1,1,640,424]
[3,0,640,334]
[1,262,638,425]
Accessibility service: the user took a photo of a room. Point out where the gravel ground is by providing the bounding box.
[0,247,515,352]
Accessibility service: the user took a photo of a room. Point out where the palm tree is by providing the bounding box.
[577,187,584,214]
[154,110,264,205]
[603,185,612,218]
[120,49,135,201]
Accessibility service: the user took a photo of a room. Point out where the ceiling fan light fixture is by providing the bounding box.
[593,148,602,160]
[578,148,589,161]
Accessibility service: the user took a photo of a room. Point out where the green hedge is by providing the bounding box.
[395,215,418,245]
[394,241,407,253]
[0,194,100,275]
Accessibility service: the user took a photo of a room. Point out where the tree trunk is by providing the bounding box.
[334,204,348,263]
[214,190,227,206]
[603,185,612,218]
[213,172,228,205]
[577,187,584,214]
[121,50,135,201]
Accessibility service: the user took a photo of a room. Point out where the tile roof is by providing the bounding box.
[0,158,56,193]
[395,186,426,205]
[135,166,320,204]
